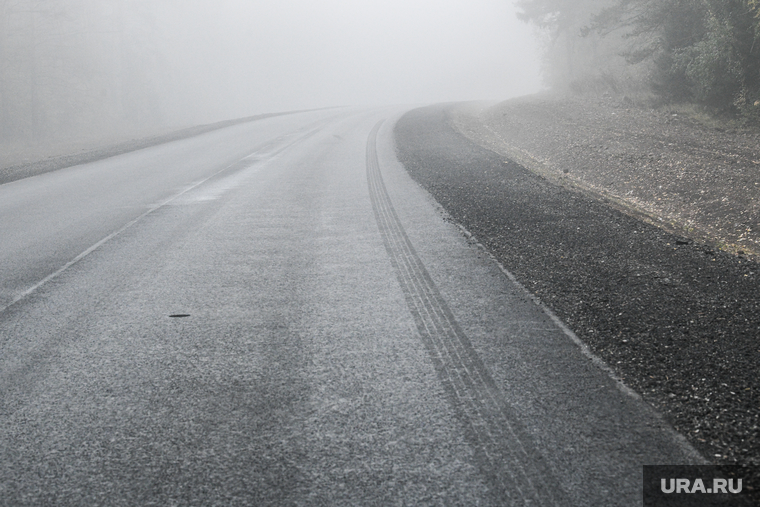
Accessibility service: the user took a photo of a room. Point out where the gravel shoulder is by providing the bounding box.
[394,103,760,495]
[450,94,760,260]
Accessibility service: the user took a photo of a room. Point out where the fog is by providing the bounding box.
[0,0,542,145]
[163,0,543,120]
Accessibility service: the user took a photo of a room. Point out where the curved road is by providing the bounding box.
[0,108,702,505]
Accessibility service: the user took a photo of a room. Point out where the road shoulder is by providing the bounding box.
[379,114,705,505]
[450,94,760,260]
[393,104,760,489]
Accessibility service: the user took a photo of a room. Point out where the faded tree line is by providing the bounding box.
[0,0,174,146]
[517,0,760,119]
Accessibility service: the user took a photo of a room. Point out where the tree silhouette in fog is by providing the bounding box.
[517,0,760,119]
[0,0,167,146]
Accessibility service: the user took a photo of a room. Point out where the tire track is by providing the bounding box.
[366,120,563,505]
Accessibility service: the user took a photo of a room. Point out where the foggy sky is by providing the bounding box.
[158,0,542,121]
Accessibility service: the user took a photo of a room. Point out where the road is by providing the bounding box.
[0,107,703,505]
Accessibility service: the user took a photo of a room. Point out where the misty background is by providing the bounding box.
[517,0,760,122]
[0,0,542,154]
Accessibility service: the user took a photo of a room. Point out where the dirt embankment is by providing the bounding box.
[450,94,760,261]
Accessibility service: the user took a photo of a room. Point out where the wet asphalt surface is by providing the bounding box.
[1,107,706,505]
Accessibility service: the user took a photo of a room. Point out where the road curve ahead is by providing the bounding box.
[0,108,701,505]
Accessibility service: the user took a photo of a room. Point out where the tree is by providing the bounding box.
[516,0,642,93]
[517,0,760,118]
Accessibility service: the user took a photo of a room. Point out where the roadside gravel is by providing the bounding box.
[394,102,760,493]
[451,94,760,260]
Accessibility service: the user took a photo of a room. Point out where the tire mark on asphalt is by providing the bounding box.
[366,120,563,505]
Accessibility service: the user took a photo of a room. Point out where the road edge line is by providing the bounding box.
[449,221,708,464]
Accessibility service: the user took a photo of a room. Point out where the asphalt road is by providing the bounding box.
[0,108,703,505]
